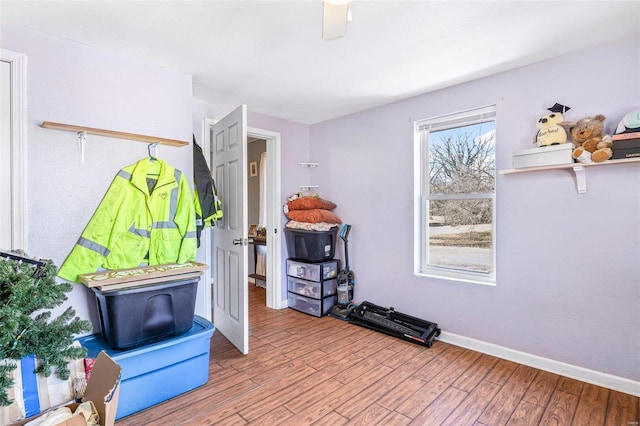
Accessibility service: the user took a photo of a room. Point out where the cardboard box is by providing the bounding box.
[512,144,573,169]
[11,352,121,426]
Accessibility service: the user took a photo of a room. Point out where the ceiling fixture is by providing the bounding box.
[322,0,351,40]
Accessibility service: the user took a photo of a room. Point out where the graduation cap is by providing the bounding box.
[547,103,571,114]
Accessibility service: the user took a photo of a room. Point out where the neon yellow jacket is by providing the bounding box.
[58,157,197,283]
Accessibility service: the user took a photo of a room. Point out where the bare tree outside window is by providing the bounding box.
[424,119,495,276]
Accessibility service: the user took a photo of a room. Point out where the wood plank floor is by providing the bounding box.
[117,285,639,425]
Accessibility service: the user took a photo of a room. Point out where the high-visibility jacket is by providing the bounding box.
[58,157,197,283]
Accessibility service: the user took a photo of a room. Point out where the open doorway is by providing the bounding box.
[247,127,282,311]
[247,137,267,294]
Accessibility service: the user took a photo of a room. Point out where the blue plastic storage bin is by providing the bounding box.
[77,315,215,420]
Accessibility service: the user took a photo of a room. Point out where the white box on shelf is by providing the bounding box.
[512,144,573,169]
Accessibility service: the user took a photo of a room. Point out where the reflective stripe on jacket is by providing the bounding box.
[58,157,197,283]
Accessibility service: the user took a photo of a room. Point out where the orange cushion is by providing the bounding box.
[287,196,337,211]
[285,209,342,224]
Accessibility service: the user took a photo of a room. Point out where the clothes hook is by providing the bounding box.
[78,131,87,163]
[148,143,159,159]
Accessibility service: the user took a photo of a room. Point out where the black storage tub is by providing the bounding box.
[284,227,338,262]
[92,277,199,350]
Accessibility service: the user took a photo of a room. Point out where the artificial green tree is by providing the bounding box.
[0,253,92,406]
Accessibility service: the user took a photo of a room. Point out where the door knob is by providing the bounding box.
[233,238,247,246]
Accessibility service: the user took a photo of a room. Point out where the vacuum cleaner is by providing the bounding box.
[328,224,355,320]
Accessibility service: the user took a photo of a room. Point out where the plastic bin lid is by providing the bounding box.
[91,276,201,295]
[78,315,215,359]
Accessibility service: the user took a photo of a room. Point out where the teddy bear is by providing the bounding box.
[570,114,613,163]
[535,112,568,147]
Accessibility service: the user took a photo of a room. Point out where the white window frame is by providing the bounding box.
[413,105,496,285]
[1,49,28,251]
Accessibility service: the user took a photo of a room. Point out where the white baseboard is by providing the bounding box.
[439,331,640,397]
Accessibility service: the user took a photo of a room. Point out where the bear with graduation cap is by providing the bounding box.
[534,103,571,147]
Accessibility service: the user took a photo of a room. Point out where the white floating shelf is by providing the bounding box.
[499,157,640,193]
[299,185,319,191]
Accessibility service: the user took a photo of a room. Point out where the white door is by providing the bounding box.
[211,105,249,354]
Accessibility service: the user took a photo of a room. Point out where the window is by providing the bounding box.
[415,106,496,285]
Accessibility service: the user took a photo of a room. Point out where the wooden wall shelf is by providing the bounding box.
[41,121,189,147]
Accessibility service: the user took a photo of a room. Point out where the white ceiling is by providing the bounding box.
[1,1,639,124]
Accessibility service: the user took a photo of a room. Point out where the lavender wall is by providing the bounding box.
[310,36,640,381]
[1,24,193,329]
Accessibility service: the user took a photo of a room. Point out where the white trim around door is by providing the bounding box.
[200,120,283,314]
[248,126,283,310]
[1,48,28,251]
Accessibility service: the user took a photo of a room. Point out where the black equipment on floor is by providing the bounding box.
[348,301,441,347]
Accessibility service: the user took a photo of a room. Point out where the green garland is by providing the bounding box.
[0,254,92,406]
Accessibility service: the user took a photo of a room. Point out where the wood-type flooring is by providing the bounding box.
[116,285,639,425]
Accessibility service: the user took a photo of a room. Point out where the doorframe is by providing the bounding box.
[1,49,28,251]
[197,118,215,321]
[200,119,283,312]
[247,126,283,309]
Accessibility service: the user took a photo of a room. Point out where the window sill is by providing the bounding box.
[416,269,496,286]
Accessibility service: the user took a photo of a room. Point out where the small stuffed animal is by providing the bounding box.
[570,114,613,163]
[287,192,303,202]
[535,112,568,146]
